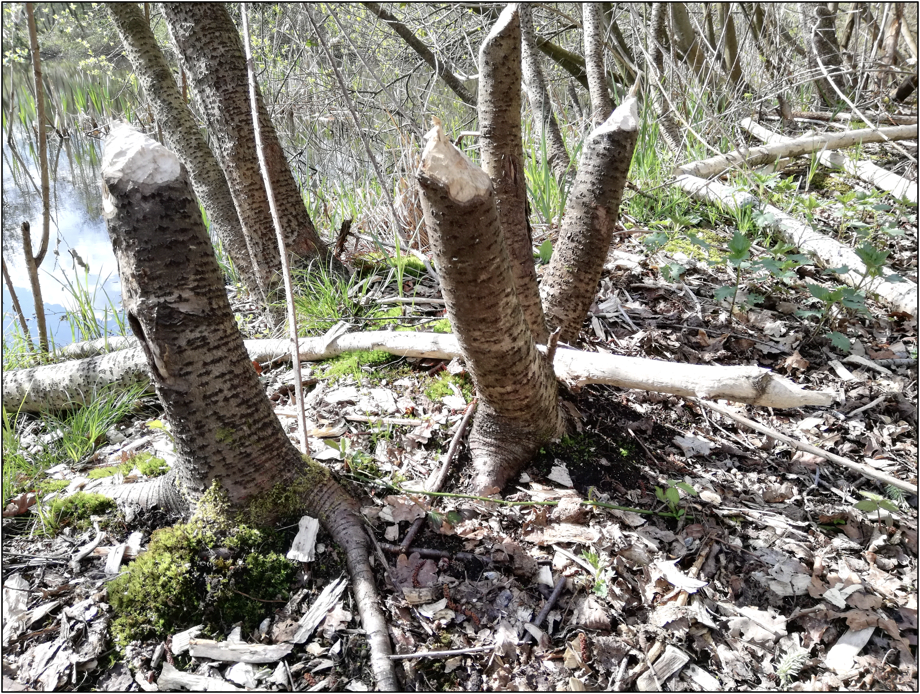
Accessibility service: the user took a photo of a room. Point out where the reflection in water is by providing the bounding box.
[2,127,122,350]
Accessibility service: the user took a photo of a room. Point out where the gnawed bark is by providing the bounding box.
[417,123,564,494]
[478,5,547,342]
[674,174,918,317]
[98,125,396,689]
[541,97,639,343]
[674,125,917,179]
[107,2,260,299]
[3,331,835,415]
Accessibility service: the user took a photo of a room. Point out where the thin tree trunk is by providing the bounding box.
[24,3,50,353]
[107,2,261,301]
[161,2,335,301]
[583,3,613,124]
[878,2,903,89]
[520,4,571,182]
[800,3,852,107]
[670,3,709,82]
[362,2,477,107]
[417,124,563,495]
[478,5,547,343]
[718,4,745,87]
[541,97,639,343]
[534,35,591,91]
[648,3,684,155]
[100,124,397,690]
[2,257,35,353]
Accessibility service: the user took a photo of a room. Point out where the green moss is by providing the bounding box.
[663,228,724,263]
[241,461,331,527]
[46,492,117,533]
[108,493,296,650]
[424,372,473,402]
[87,452,170,480]
[430,318,451,334]
[35,478,69,494]
[215,427,235,445]
[321,349,394,381]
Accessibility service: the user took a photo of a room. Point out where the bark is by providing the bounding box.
[878,2,903,89]
[670,3,709,82]
[20,222,49,354]
[107,3,260,300]
[718,3,744,87]
[583,3,613,124]
[541,97,639,343]
[800,3,852,107]
[891,73,918,102]
[362,2,477,107]
[648,3,684,155]
[519,4,571,182]
[675,125,917,178]
[675,174,918,317]
[478,5,547,343]
[534,36,590,91]
[4,330,835,415]
[417,124,564,495]
[98,125,396,690]
[24,4,50,353]
[161,3,333,300]
[2,257,35,352]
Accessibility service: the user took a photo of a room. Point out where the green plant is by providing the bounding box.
[853,490,900,523]
[42,491,117,536]
[48,382,149,463]
[713,230,752,317]
[776,647,810,687]
[655,480,698,520]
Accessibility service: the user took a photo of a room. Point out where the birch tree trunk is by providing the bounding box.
[99,125,396,690]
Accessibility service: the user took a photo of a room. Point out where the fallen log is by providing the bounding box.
[741,117,917,203]
[674,174,917,317]
[3,331,834,414]
[674,125,916,179]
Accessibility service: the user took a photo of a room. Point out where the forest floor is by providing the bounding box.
[2,134,918,692]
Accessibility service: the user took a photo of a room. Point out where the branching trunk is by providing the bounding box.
[161,3,334,301]
[541,97,639,343]
[417,124,563,495]
[520,4,571,182]
[99,125,397,690]
[800,3,852,107]
[583,3,613,124]
[107,2,260,300]
[362,2,477,107]
[478,5,547,343]
[19,222,49,354]
[669,3,709,83]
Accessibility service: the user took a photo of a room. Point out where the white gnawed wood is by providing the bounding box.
[102,122,182,198]
[675,174,917,317]
[286,515,320,562]
[157,662,241,691]
[187,638,293,663]
[419,122,492,202]
[741,117,917,203]
[675,125,917,179]
[4,331,833,412]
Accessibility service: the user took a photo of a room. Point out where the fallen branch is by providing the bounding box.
[741,117,916,203]
[4,331,834,414]
[674,125,917,179]
[698,399,914,493]
[674,174,917,317]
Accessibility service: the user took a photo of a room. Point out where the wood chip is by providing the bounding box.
[188,638,293,663]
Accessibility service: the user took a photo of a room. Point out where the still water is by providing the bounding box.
[2,128,123,350]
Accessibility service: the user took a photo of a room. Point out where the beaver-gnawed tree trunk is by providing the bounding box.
[417,8,638,494]
[100,124,396,690]
[161,3,337,300]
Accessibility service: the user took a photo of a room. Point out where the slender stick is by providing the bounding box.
[522,574,567,644]
[389,645,494,660]
[241,5,307,454]
[2,257,36,352]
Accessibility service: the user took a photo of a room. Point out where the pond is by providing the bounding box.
[1,60,142,353]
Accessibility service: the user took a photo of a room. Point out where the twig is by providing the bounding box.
[400,399,478,551]
[344,414,427,426]
[698,399,914,492]
[522,575,567,644]
[388,645,494,660]
[847,394,887,419]
[377,297,446,305]
[378,543,501,564]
